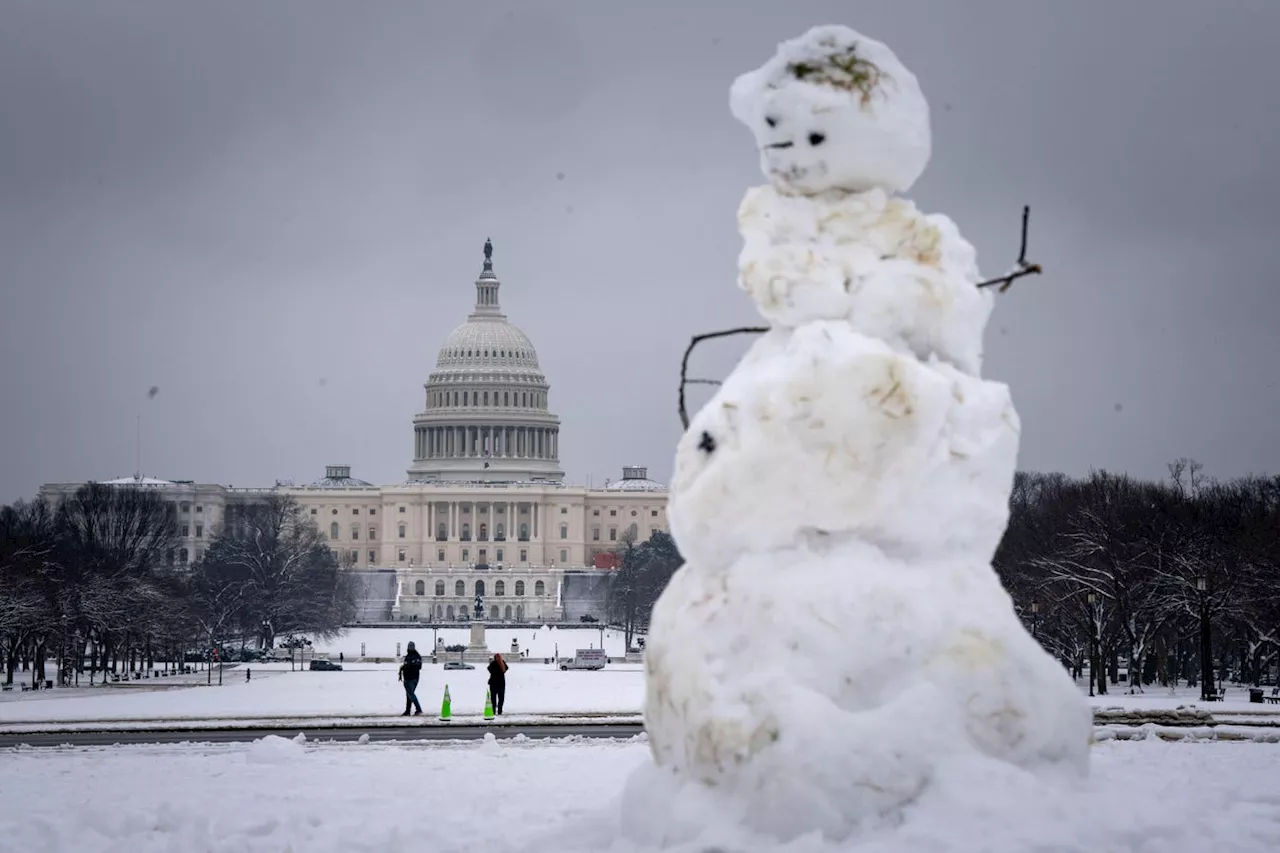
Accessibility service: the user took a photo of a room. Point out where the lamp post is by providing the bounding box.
[1086,592,1097,697]
[1030,601,1040,641]
[1197,576,1213,701]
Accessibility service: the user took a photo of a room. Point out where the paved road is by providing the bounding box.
[0,722,644,749]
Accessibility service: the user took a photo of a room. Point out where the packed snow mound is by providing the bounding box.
[736,185,994,371]
[730,25,931,195]
[667,322,1019,571]
[634,22,1093,847]
[246,734,305,764]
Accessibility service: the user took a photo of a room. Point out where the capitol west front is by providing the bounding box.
[39,243,668,624]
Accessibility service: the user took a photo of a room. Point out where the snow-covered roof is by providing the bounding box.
[304,466,376,490]
[601,466,667,493]
[99,475,176,486]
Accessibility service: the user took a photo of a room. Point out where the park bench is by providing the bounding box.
[1266,688,1280,705]
[1,684,11,692]
[1204,687,1225,702]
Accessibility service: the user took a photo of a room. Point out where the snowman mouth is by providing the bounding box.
[764,141,794,149]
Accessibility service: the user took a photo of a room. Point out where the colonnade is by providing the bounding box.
[414,424,558,462]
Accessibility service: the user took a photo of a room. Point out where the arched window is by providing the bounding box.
[515,580,525,596]
[535,580,545,596]
[504,605,512,620]
[455,580,465,596]
[496,523,505,540]
[330,522,340,540]
[179,547,189,564]
[437,523,447,541]
[398,524,406,539]
[516,604,524,621]
[415,580,425,596]
[484,391,489,405]
[475,579,485,597]
[519,523,529,541]
[472,392,478,405]
[503,391,509,406]
[494,580,505,596]
[446,605,455,620]
[436,604,444,618]
[522,392,528,406]
[461,523,471,541]
[461,605,470,619]
[434,580,445,596]
[479,523,487,540]
[453,391,459,405]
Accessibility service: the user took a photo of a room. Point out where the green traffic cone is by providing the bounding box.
[440,685,452,721]
[483,687,495,721]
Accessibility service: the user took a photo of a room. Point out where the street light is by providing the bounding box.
[1197,576,1213,701]
[1030,601,1040,641]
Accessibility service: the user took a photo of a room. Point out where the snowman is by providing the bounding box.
[630,25,1093,846]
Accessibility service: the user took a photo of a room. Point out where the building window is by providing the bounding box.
[479,549,487,564]
[415,580,425,596]
[496,548,503,562]
[368,550,376,563]
[592,528,600,541]
[437,523,447,541]
[179,548,189,564]
[398,524,406,539]
[398,549,406,562]
[461,523,471,541]
[195,524,203,539]
[495,580,505,596]
[437,549,445,561]
[479,523,488,540]
[515,580,525,596]
[180,503,190,513]
[181,524,190,537]
[519,523,529,541]
[195,505,203,513]
[311,508,318,515]
[349,550,358,563]
[631,510,637,517]
[332,509,338,515]
[519,549,527,562]
[560,549,568,563]
[609,528,617,541]
[399,506,406,513]
[447,605,455,620]
[561,507,568,514]
[496,523,505,540]
[435,580,445,596]
[351,525,360,540]
[504,391,509,406]
[455,580,465,596]
[504,605,512,620]
[560,524,568,539]
[610,510,617,517]
[352,508,359,515]
[534,580,545,596]
[592,509,600,516]
[462,549,469,562]
[369,526,376,539]
[370,508,377,516]
[651,510,658,517]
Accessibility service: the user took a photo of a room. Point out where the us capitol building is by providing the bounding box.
[40,241,668,624]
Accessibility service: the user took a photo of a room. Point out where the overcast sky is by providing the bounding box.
[2,0,1278,503]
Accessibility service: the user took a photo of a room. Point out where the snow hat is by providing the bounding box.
[730,25,931,195]
[407,641,416,651]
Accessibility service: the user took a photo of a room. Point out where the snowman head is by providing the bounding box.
[730,25,931,195]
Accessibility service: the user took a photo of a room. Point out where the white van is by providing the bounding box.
[559,648,607,671]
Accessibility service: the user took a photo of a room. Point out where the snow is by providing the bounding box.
[730,25,931,196]
[2,738,1278,853]
[0,663,645,727]
[301,625,630,660]
[640,23,1093,845]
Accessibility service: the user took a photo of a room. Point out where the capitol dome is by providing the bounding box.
[407,240,564,484]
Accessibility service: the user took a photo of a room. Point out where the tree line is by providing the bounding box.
[995,459,1280,694]
[0,486,356,687]
[605,527,684,651]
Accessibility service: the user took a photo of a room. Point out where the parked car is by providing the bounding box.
[443,661,474,671]
[309,659,343,671]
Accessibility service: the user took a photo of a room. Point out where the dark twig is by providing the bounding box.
[976,205,1042,292]
[679,325,769,429]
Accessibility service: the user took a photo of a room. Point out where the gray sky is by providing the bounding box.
[2,0,1278,503]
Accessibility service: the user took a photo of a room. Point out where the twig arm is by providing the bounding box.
[678,325,768,429]
[976,205,1043,292]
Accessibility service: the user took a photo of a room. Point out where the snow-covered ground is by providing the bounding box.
[1,735,1277,853]
[0,661,644,726]
[304,625,630,659]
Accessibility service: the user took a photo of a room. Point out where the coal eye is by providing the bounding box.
[697,431,717,454]
[808,132,826,146]
[765,116,778,128]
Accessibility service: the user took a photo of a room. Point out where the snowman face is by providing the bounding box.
[730,25,932,196]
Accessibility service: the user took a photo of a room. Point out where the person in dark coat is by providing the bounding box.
[398,641,424,716]
[488,653,509,715]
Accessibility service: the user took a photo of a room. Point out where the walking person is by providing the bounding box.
[398,641,424,716]
[488,653,509,715]
[245,667,251,683]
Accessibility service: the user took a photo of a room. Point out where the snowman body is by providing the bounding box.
[639,24,1092,845]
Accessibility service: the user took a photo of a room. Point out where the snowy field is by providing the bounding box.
[1,735,1277,853]
[303,625,631,659]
